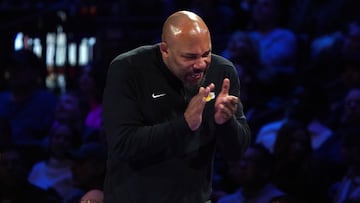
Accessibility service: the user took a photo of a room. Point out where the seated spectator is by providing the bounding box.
[0,49,58,164]
[220,29,282,137]
[328,87,360,131]
[0,146,61,202]
[52,91,98,144]
[65,142,107,203]
[221,30,264,112]
[272,120,333,202]
[247,0,298,97]
[76,62,106,130]
[53,91,85,131]
[308,18,360,108]
[316,86,360,179]
[256,85,333,154]
[28,122,81,201]
[331,127,360,203]
[217,144,284,203]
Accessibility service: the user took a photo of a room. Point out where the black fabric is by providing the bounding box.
[102,44,251,203]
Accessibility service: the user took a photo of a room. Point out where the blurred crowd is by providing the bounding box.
[1,0,360,202]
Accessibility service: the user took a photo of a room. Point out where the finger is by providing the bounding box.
[220,78,230,95]
[207,83,215,92]
[203,83,214,97]
[198,87,210,102]
[218,104,233,118]
[228,96,238,106]
[222,100,238,114]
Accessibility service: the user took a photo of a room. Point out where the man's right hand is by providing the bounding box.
[184,83,214,131]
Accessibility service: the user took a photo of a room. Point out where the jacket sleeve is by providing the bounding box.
[215,65,251,161]
[102,59,192,163]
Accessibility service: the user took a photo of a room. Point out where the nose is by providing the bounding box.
[193,57,207,70]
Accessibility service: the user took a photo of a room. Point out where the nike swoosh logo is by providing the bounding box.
[152,93,166,98]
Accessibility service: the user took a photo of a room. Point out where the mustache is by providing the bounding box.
[193,69,203,74]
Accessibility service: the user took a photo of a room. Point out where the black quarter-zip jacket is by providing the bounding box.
[102,44,251,203]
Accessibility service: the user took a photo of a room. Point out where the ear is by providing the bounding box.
[160,42,168,56]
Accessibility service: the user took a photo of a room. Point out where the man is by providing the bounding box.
[102,10,251,203]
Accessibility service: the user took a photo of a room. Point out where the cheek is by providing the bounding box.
[172,60,192,74]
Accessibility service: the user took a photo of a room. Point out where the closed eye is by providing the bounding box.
[182,50,211,60]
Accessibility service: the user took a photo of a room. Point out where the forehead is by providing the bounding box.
[173,33,211,54]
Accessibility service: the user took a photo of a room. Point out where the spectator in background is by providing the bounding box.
[65,142,107,203]
[53,88,105,146]
[221,30,261,79]
[76,62,107,130]
[28,122,81,202]
[221,30,263,113]
[272,120,333,203]
[0,49,58,165]
[53,91,85,130]
[287,0,360,40]
[0,146,61,203]
[52,91,95,144]
[339,87,360,128]
[221,29,283,137]
[247,0,298,97]
[256,85,333,154]
[217,144,285,203]
[326,85,360,137]
[317,87,360,182]
[331,127,360,203]
[308,18,360,108]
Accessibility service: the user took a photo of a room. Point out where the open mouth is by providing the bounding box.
[192,72,202,79]
[185,72,203,85]
[184,68,208,86]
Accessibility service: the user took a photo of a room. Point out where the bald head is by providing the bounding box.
[80,189,104,202]
[161,11,210,44]
[159,11,212,87]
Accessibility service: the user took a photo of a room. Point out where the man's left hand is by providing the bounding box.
[214,78,238,125]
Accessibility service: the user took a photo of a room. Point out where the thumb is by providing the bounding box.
[220,78,230,96]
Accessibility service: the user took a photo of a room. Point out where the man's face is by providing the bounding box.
[161,32,212,88]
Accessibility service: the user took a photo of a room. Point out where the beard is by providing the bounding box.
[183,70,207,103]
